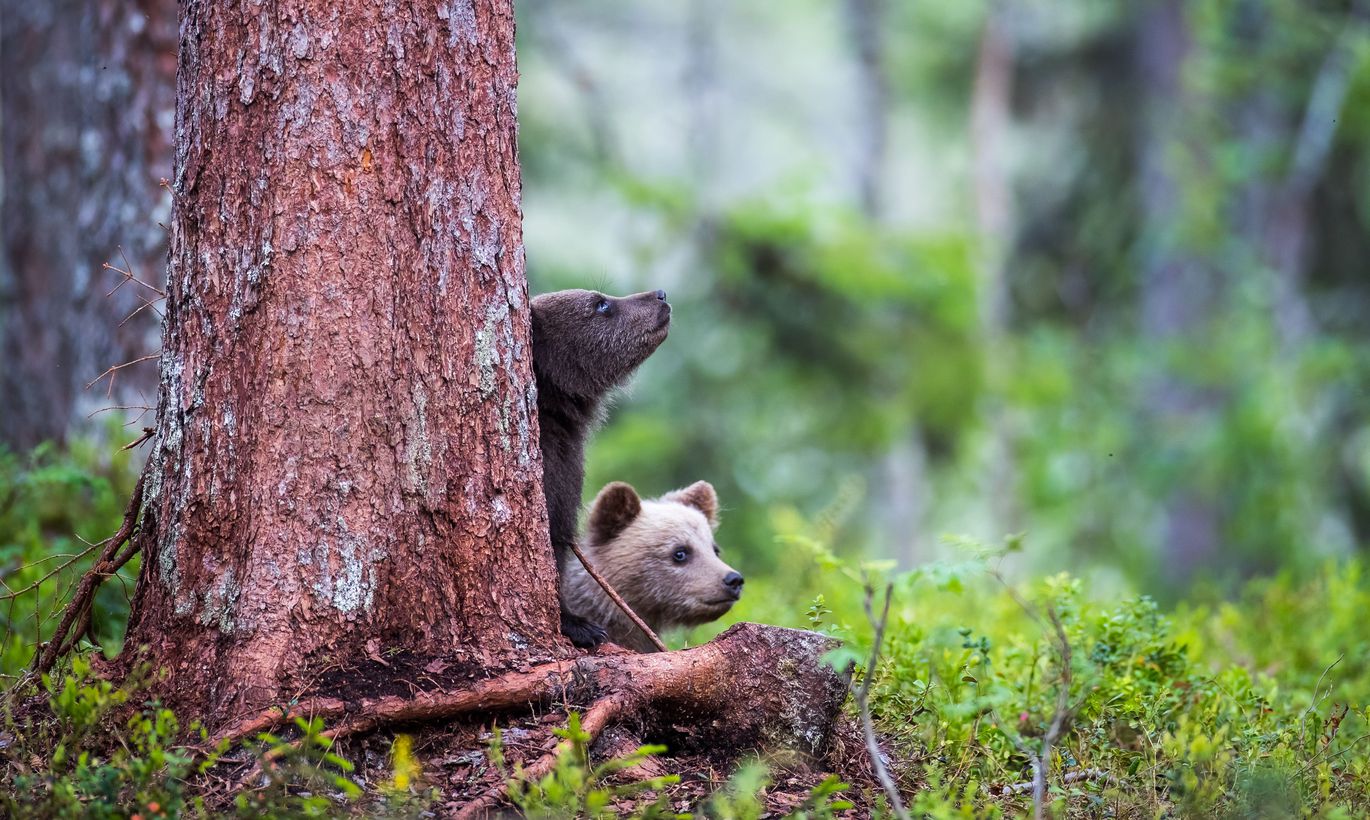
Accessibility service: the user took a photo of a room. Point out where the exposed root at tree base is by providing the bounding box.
[208,623,853,815]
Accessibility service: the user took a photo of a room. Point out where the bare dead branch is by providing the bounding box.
[118,293,165,327]
[0,538,111,601]
[86,404,154,420]
[857,581,910,820]
[1300,654,1345,750]
[34,468,146,673]
[85,354,159,394]
[122,427,157,451]
[994,766,1118,796]
[569,542,667,653]
[102,245,166,298]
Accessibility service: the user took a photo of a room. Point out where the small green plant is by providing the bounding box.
[495,712,684,819]
[805,595,832,630]
[235,717,363,817]
[3,657,200,819]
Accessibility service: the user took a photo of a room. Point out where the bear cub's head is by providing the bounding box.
[562,480,743,653]
[531,289,671,401]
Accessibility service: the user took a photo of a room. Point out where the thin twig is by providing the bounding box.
[86,404,153,420]
[1297,731,1370,777]
[985,575,1075,820]
[857,581,911,820]
[122,427,156,451]
[1299,654,1344,750]
[102,245,165,298]
[85,354,159,393]
[0,539,111,600]
[569,542,667,653]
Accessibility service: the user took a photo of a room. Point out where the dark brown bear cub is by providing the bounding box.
[531,288,671,648]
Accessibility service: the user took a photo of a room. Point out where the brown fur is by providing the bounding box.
[531,288,671,647]
[562,481,744,653]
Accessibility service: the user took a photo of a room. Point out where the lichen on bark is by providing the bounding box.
[120,0,564,721]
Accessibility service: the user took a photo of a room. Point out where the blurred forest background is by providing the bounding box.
[4,0,1370,620]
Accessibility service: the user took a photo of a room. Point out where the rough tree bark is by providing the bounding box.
[0,0,176,449]
[108,0,845,793]
[120,0,563,720]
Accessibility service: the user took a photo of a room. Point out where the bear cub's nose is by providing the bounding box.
[723,571,744,597]
[655,289,667,301]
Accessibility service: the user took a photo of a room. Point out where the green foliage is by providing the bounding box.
[712,513,1370,817]
[494,717,854,820]
[0,656,383,819]
[234,718,363,817]
[3,657,200,819]
[495,712,684,819]
[0,435,141,676]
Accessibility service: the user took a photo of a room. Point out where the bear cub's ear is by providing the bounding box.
[662,480,719,529]
[588,482,642,543]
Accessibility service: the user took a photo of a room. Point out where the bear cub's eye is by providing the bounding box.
[672,546,689,563]
[594,298,612,315]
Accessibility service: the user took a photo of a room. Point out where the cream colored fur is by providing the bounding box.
[561,481,741,653]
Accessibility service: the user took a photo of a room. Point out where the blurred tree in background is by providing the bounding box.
[2,0,1368,600]
[0,0,174,448]
[515,0,1370,595]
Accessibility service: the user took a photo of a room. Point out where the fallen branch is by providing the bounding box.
[992,766,1118,797]
[569,542,667,653]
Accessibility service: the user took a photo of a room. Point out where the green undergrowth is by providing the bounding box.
[689,523,1370,818]
[0,437,140,677]
[3,445,1369,816]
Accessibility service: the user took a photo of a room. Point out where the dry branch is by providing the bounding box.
[34,467,146,673]
[857,582,910,820]
[568,542,667,652]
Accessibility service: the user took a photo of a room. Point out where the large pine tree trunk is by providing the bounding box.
[0,0,176,448]
[120,0,564,720]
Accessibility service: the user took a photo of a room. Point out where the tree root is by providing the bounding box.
[34,467,147,674]
[211,623,849,813]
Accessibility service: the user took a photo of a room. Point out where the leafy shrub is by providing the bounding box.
[700,519,1370,817]
[0,436,140,676]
